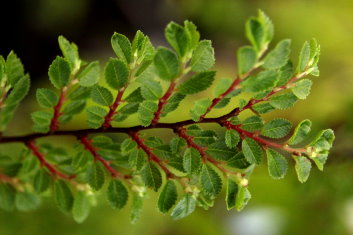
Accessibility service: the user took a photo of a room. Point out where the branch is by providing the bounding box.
[102,87,126,129]
[26,140,74,180]
[79,136,130,179]
[49,87,67,133]
[152,81,177,126]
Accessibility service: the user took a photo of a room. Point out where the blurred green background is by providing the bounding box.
[1,0,353,234]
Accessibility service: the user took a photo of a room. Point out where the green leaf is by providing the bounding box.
[213,78,232,97]
[200,164,222,197]
[54,180,74,213]
[242,138,263,164]
[87,162,105,191]
[225,129,240,148]
[189,98,211,121]
[104,58,129,90]
[5,75,30,106]
[161,93,185,116]
[124,87,144,103]
[295,156,311,183]
[179,71,215,95]
[107,180,128,210]
[288,119,312,145]
[140,162,162,191]
[158,180,178,213]
[31,110,53,133]
[241,70,278,93]
[184,20,200,51]
[137,101,158,126]
[226,179,238,210]
[235,186,251,211]
[246,18,265,51]
[91,85,113,106]
[252,102,275,114]
[153,47,180,81]
[86,106,108,128]
[263,39,291,69]
[269,92,298,110]
[58,35,80,73]
[227,152,251,169]
[139,79,163,100]
[310,129,335,152]
[36,88,58,108]
[261,118,292,138]
[237,46,257,76]
[170,137,186,154]
[165,22,189,58]
[206,141,237,161]
[6,51,25,86]
[292,79,312,99]
[33,170,51,193]
[15,192,40,212]
[72,191,90,223]
[241,115,264,132]
[190,40,215,72]
[266,149,288,179]
[171,194,196,220]
[183,148,201,174]
[0,184,15,211]
[111,33,132,64]
[48,56,71,89]
[78,61,100,87]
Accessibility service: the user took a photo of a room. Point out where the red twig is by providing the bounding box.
[49,87,67,132]
[26,140,74,179]
[152,81,177,126]
[102,87,126,129]
[79,136,130,179]
[221,120,307,156]
[129,131,175,179]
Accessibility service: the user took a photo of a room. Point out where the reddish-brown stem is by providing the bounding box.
[221,120,307,156]
[102,87,126,129]
[26,140,74,179]
[49,87,67,133]
[129,131,175,179]
[79,136,130,179]
[151,81,177,126]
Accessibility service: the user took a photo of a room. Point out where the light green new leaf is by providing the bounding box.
[158,180,178,213]
[48,56,71,89]
[225,129,240,148]
[288,119,312,145]
[200,164,222,197]
[245,18,266,52]
[261,118,292,138]
[58,36,80,72]
[190,40,215,72]
[178,71,215,95]
[140,162,162,191]
[171,194,196,220]
[292,79,312,99]
[91,85,113,106]
[189,98,211,121]
[36,88,58,108]
[111,33,132,64]
[104,58,129,90]
[72,191,90,223]
[15,192,40,212]
[237,46,257,76]
[266,149,288,179]
[269,92,298,110]
[298,41,310,72]
[184,20,200,51]
[6,51,25,86]
[87,162,106,191]
[153,47,180,81]
[78,61,100,87]
[137,101,158,126]
[130,193,144,224]
[236,186,251,211]
[54,180,74,213]
[263,39,291,69]
[183,148,201,174]
[242,138,263,164]
[107,180,128,210]
[310,129,335,152]
[295,156,311,183]
[165,22,189,58]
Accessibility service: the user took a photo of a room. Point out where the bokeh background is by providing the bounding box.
[1,0,353,234]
